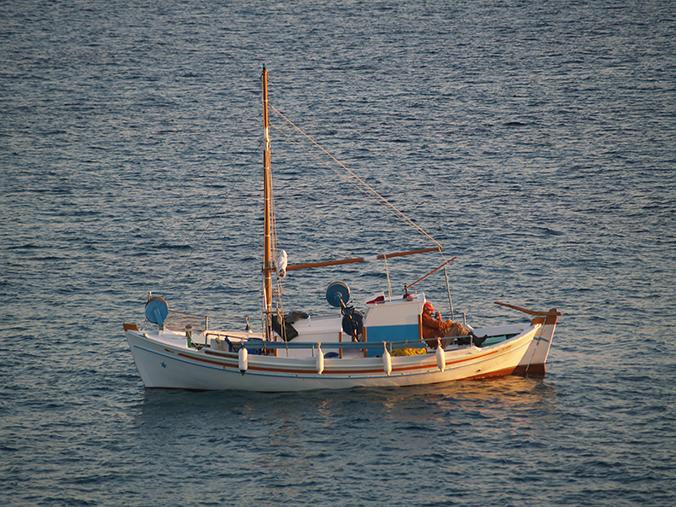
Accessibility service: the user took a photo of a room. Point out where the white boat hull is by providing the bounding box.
[126,322,552,392]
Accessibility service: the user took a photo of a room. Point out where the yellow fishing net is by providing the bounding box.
[391,347,427,357]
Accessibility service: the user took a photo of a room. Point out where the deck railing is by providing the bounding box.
[239,335,484,352]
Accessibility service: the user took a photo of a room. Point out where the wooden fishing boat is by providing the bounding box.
[123,67,561,392]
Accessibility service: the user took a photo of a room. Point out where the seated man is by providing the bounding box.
[421,301,471,348]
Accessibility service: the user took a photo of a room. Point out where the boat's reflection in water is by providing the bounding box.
[133,378,558,486]
[136,376,557,439]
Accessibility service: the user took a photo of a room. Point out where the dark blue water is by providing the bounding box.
[1,1,675,505]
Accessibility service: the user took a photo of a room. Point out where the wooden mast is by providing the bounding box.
[262,66,273,339]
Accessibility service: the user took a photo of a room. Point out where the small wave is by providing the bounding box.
[27,255,67,262]
[68,210,100,217]
[151,244,193,250]
[6,243,42,250]
[537,226,565,237]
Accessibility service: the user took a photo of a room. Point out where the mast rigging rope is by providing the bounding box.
[270,105,444,252]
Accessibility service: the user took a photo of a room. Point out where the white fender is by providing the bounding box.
[276,249,288,278]
[316,343,324,374]
[436,342,446,372]
[238,346,248,374]
[383,343,392,376]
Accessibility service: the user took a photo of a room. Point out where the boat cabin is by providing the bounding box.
[277,293,426,358]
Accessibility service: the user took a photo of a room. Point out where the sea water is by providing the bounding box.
[1,1,674,505]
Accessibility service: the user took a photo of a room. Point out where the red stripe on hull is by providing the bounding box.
[204,350,238,359]
[178,352,237,369]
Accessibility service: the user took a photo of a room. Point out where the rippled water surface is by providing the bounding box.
[1,1,675,505]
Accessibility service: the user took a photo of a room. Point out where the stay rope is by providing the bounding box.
[270,105,444,253]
